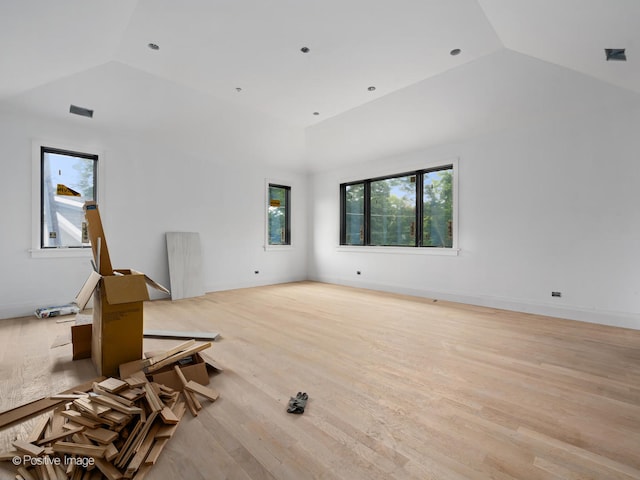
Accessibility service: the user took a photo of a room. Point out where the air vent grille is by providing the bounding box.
[605,48,627,61]
[70,104,94,118]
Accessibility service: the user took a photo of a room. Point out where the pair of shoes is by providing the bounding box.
[287,392,308,414]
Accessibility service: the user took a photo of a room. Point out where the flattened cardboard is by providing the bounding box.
[75,271,102,310]
[148,354,209,392]
[71,323,92,360]
[83,201,113,276]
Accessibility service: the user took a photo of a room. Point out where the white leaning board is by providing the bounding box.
[166,232,205,300]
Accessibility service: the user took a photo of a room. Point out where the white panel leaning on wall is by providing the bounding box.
[166,232,205,301]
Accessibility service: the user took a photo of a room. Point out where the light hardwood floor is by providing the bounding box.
[1,281,639,479]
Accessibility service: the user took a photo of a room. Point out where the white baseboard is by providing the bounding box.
[310,275,640,331]
[0,302,38,320]
[204,274,308,295]
[6,276,637,331]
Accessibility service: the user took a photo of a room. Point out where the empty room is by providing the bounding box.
[1,1,639,479]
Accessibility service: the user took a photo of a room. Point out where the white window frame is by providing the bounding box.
[337,157,459,256]
[264,178,294,251]
[30,139,105,259]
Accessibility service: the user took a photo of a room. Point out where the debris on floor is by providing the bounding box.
[143,329,220,341]
[35,303,80,319]
[0,340,222,479]
[287,392,309,414]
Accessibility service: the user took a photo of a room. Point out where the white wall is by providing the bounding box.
[0,105,308,319]
[2,51,640,329]
[308,103,640,329]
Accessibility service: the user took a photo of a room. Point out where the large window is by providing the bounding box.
[40,147,97,249]
[268,184,291,246]
[340,164,455,248]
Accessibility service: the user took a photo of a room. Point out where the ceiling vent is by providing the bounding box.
[69,105,94,118]
[605,48,627,61]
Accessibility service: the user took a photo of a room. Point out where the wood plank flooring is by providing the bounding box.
[1,281,639,479]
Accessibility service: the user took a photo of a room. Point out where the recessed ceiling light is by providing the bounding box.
[313,112,319,116]
[605,48,627,61]
[300,47,310,53]
[367,86,376,92]
[450,48,461,56]
[148,43,160,51]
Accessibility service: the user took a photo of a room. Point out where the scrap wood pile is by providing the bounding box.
[0,340,221,480]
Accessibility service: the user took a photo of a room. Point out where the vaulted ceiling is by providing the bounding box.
[1,0,639,170]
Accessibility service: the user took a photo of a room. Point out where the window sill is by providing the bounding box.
[30,248,93,259]
[264,245,294,252]
[336,246,460,256]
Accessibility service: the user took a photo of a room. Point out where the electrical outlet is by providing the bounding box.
[551,291,562,297]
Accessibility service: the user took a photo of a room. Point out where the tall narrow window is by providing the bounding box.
[370,175,416,246]
[343,183,365,245]
[423,168,453,247]
[268,184,291,245]
[41,147,97,248]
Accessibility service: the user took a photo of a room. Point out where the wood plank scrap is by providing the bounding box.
[25,415,50,444]
[159,406,179,425]
[142,339,195,369]
[0,377,106,430]
[97,378,129,394]
[13,440,45,457]
[1,338,221,479]
[184,380,219,402]
[36,425,85,445]
[84,427,118,445]
[173,365,201,416]
[145,342,212,373]
[52,441,107,458]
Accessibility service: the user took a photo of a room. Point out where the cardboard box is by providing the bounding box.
[75,270,168,377]
[76,201,170,377]
[93,273,147,377]
[148,354,209,392]
[71,323,92,360]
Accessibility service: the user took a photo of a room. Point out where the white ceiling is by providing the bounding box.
[306,48,640,168]
[1,0,639,169]
[113,0,503,127]
[478,0,640,95]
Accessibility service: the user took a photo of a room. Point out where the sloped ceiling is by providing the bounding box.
[306,49,640,169]
[0,1,136,98]
[478,0,640,95]
[1,0,639,170]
